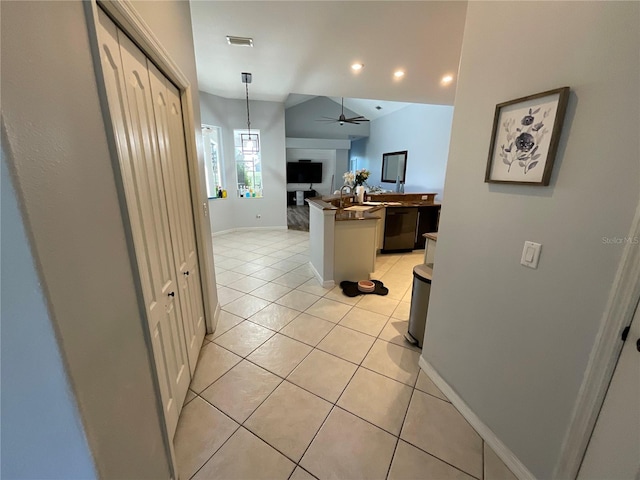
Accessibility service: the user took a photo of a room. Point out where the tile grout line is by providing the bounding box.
[384,387,417,480]
[199,321,402,477]
[215,308,421,388]
[185,398,242,480]
[193,230,431,478]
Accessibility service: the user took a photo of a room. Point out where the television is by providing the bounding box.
[286,162,322,183]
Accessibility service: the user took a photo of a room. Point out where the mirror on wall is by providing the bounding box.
[381,150,408,183]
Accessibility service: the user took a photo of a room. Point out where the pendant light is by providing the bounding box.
[241,72,259,154]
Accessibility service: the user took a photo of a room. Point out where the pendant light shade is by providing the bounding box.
[241,133,259,154]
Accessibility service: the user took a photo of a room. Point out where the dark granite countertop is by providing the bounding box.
[307,193,440,221]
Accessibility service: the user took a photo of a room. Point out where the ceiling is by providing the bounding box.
[285,94,414,121]
[190,1,468,106]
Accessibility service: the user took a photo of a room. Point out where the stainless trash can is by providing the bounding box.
[405,264,432,347]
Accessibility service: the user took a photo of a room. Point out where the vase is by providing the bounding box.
[355,185,365,204]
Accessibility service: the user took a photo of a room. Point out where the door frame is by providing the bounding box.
[84,1,218,477]
[554,200,640,478]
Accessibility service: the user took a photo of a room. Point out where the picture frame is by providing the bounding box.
[485,87,570,186]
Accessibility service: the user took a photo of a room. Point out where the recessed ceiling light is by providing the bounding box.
[226,35,253,47]
[351,63,364,71]
[394,70,405,78]
[441,74,454,85]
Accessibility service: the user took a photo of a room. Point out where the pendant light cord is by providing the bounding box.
[245,82,251,136]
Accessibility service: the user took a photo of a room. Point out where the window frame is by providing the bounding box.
[233,129,263,198]
[201,124,224,199]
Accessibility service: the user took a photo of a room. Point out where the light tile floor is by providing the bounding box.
[175,229,517,480]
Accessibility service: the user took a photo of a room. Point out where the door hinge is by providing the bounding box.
[621,325,630,341]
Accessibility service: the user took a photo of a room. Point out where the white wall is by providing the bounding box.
[335,149,349,189]
[200,92,287,232]
[424,2,639,478]
[352,104,453,199]
[286,149,336,197]
[1,142,97,479]
[1,1,210,477]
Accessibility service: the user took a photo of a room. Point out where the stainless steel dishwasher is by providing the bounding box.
[382,207,418,252]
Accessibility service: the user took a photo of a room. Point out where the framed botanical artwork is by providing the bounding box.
[485,87,570,186]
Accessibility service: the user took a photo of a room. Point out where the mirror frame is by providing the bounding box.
[381,150,408,183]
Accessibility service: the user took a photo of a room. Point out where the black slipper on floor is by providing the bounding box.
[339,280,388,297]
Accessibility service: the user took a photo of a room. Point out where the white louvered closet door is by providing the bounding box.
[96,10,190,439]
[148,64,205,375]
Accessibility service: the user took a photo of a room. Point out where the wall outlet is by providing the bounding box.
[256,214,261,219]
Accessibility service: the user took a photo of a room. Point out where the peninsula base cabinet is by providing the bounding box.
[96,9,205,439]
[334,219,378,284]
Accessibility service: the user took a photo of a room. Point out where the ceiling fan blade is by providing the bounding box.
[345,117,370,123]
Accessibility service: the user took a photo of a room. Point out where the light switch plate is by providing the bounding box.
[521,241,542,269]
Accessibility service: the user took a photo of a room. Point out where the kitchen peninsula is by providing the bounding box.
[307,193,440,287]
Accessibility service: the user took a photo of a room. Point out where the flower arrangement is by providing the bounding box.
[343,169,370,187]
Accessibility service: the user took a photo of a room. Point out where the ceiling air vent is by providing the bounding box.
[226,36,254,47]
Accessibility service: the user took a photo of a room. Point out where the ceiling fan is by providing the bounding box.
[317,98,370,125]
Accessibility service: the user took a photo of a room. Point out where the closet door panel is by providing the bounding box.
[166,83,206,372]
[118,34,189,435]
[117,33,190,427]
[96,11,155,303]
[147,65,197,381]
[148,62,202,372]
[97,10,189,438]
[97,11,180,435]
[96,12,186,430]
[148,65,205,373]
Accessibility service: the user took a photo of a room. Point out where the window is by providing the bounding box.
[234,129,262,198]
[201,125,224,198]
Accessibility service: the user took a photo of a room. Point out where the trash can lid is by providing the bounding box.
[413,264,432,283]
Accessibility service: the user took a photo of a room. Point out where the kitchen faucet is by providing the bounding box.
[339,185,352,209]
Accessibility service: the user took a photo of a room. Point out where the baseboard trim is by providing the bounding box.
[309,261,335,289]
[418,356,536,480]
[212,226,288,237]
[206,301,221,335]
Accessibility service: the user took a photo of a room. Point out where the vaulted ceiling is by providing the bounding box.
[190,1,468,106]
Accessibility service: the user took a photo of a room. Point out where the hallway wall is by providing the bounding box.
[201,92,288,233]
[1,137,97,479]
[1,1,208,477]
[424,2,640,478]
